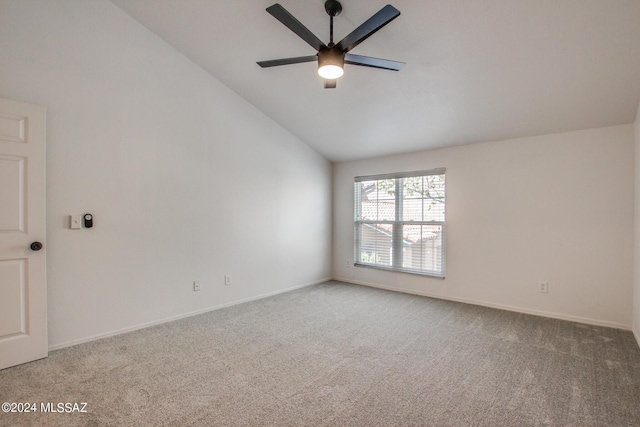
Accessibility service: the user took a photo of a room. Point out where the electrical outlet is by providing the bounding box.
[346,259,351,267]
[193,280,201,292]
[538,281,548,293]
[225,274,232,286]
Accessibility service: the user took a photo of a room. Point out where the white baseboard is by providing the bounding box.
[333,276,632,331]
[634,323,640,349]
[48,277,330,351]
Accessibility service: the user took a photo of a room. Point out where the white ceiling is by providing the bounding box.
[109,0,640,162]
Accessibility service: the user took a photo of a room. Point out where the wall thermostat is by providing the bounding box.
[83,213,93,228]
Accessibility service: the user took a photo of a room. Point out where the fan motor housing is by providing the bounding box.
[318,46,345,69]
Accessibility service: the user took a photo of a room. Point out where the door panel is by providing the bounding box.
[0,98,47,370]
[0,156,25,232]
[0,259,26,337]
[0,113,27,143]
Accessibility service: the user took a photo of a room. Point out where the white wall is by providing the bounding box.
[0,0,332,348]
[634,103,640,342]
[334,126,634,328]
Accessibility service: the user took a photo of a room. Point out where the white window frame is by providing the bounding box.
[354,168,446,278]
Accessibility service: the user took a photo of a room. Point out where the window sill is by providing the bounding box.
[354,262,445,279]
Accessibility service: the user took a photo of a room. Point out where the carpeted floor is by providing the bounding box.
[1,281,640,426]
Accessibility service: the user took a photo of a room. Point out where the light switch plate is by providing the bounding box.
[70,215,82,229]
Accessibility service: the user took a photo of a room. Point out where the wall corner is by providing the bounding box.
[634,100,640,348]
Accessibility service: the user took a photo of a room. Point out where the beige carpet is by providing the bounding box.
[1,281,640,426]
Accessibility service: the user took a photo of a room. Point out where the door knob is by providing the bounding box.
[30,242,43,251]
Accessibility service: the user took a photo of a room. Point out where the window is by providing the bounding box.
[354,169,445,277]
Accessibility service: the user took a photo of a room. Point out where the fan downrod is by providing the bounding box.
[324,0,342,17]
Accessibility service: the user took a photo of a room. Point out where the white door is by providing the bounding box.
[0,98,47,370]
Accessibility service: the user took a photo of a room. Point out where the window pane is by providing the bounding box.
[358,179,397,221]
[401,177,422,220]
[423,199,445,222]
[402,176,423,199]
[401,224,443,274]
[424,175,445,222]
[376,179,395,221]
[402,198,423,221]
[354,181,366,221]
[358,223,393,266]
[357,180,374,220]
[400,175,445,222]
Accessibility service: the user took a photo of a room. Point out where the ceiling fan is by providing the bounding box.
[257,0,405,89]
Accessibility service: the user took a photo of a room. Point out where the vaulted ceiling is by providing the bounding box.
[110,0,640,162]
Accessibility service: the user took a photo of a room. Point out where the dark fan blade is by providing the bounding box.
[344,53,405,71]
[257,55,317,68]
[266,4,326,52]
[336,5,400,53]
[324,79,336,89]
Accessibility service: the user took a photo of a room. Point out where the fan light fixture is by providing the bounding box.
[318,64,343,79]
[317,47,344,79]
